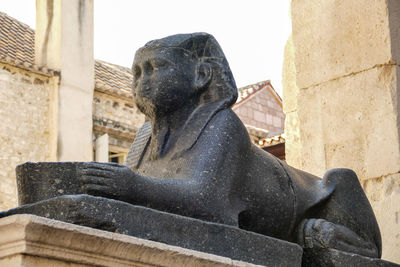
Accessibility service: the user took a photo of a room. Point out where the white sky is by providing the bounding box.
[0,0,291,96]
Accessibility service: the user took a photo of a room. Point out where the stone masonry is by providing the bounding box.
[0,62,59,210]
[285,0,400,262]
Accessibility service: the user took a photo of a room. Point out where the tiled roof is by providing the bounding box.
[94,60,133,100]
[236,80,282,107]
[0,54,59,76]
[237,80,269,104]
[0,11,34,65]
[0,12,58,76]
[258,133,286,148]
[245,124,269,139]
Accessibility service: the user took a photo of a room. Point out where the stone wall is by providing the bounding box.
[0,63,59,210]
[285,0,400,262]
[93,91,144,129]
[93,91,145,154]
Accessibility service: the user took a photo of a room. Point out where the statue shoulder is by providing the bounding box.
[201,108,251,146]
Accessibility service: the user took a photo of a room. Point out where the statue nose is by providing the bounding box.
[137,80,151,92]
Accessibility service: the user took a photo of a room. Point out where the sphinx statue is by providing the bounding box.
[76,33,381,259]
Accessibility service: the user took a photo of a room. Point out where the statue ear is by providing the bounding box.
[194,62,212,91]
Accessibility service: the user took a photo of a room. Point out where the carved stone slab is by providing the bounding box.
[0,214,263,267]
[0,195,302,267]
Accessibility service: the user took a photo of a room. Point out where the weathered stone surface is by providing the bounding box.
[282,35,303,170]
[16,162,85,205]
[297,65,400,179]
[36,0,94,161]
[368,178,400,263]
[0,214,264,267]
[282,35,298,114]
[93,91,145,129]
[284,111,302,169]
[291,0,394,89]
[0,63,59,211]
[0,195,303,266]
[283,0,400,263]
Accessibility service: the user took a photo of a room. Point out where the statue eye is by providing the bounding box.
[143,61,153,75]
[154,58,169,68]
[133,65,142,80]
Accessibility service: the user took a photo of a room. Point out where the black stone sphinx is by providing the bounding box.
[1,33,397,266]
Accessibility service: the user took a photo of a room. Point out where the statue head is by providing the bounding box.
[132,33,238,118]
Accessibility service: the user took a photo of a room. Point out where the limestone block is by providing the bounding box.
[282,35,298,114]
[291,0,394,89]
[361,174,400,264]
[297,86,326,177]
[0,214,266,267]
[58,83,93,161]
[369,176,400,263]
[297,65,400,179]
[284,111,302,169]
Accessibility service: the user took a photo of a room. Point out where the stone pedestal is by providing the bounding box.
[1,199,398,266]
[0,195,303,266]
[0,214,260,267]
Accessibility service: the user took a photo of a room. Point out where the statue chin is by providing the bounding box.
[135,95,156,118]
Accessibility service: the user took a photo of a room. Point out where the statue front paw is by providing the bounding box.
[77,162,135,202]
[298,218,379,258]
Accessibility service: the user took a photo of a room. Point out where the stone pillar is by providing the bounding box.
[285,0,400,262]
[95,134,109,162]
[35,0,94,161]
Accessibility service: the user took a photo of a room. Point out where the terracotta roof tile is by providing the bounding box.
[237,80,270,104]
[0,11,34,65]
[258,133,286,148]
[235,80,282,107]
[94,60,133,100]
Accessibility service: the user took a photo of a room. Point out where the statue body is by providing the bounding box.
[78,33,381,259]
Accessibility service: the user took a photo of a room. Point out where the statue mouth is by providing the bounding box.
[134,93,156,118]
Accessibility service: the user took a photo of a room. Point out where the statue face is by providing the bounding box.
[132,48,197,118]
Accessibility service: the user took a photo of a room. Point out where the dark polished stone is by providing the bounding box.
[302,247,399,267]
[16,162,85,205]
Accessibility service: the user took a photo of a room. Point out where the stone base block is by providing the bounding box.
[0,214,262,267]
[0,195,302,266]
[1,195,398,266]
